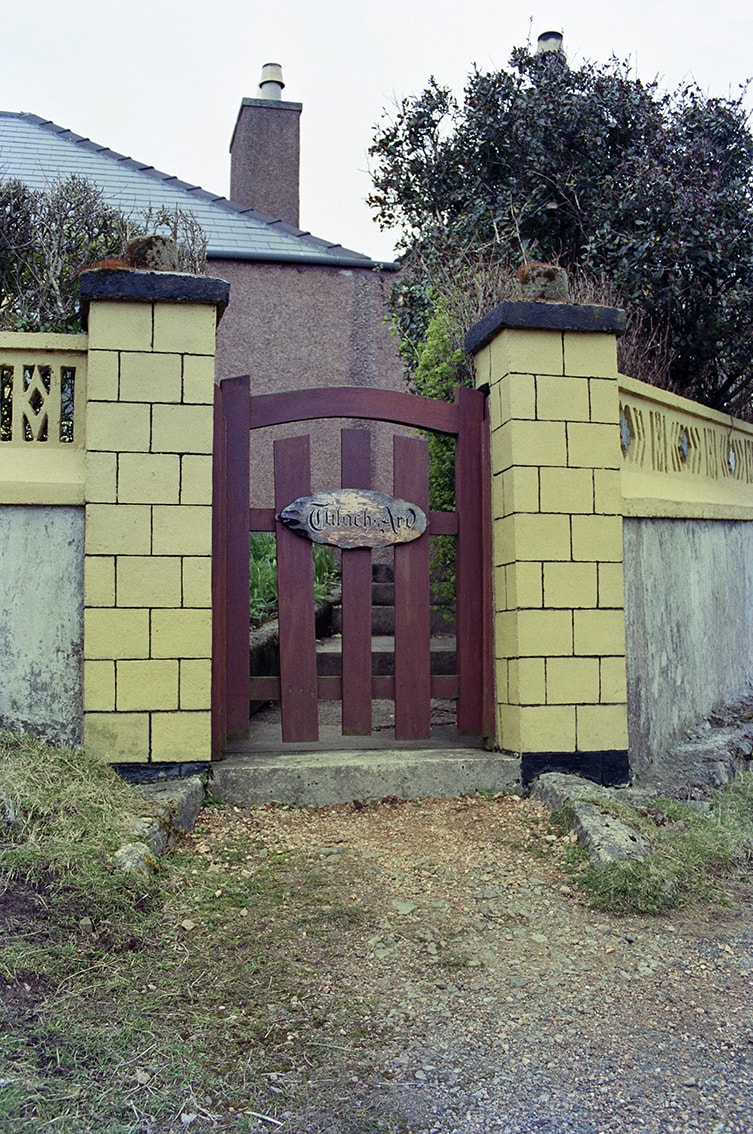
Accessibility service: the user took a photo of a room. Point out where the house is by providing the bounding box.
[0,65,405,498]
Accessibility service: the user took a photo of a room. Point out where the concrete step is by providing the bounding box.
[316,634,456,676]
[330,605,456,636]
[211,749,521,806]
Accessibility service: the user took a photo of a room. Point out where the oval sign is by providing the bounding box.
[278,489,428,549]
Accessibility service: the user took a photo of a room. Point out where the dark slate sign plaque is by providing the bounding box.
[278,490,427,549]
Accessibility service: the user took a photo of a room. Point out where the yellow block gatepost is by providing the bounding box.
[466,299,629,784]
[80,269,229,765]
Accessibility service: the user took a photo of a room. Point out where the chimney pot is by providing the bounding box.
[536,31,565,58]
[258,62,285,99]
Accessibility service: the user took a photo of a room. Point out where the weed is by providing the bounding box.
[249,532,340,624]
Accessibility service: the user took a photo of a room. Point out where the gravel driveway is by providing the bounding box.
[190,794,753,1134]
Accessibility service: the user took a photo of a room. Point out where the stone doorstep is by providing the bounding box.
[210,749,523,808]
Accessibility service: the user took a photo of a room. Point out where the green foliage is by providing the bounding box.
[0,176,208,334]
[371,48,753,412]
[249,533,340,625]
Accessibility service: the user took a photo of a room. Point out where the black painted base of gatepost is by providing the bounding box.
[520,750,630,787]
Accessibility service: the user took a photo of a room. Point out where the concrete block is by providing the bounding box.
[510,512,571,562]
[515,609,573,657]
[87,401,150,452]
[117,659,179,710]
[182,355,217,405]
[563,332,618,379]
[571,514,624,562]
[84,608,150,659]
[84,710,149,761]
[508,657,546,705]
[536,374,590,421]
[87,350,119,401]
[546,657,600,704]
[498,419,568,469]
[506,561,544,608]
[87,301,152,352]
[84,660,115,711]
[85,504,151,555]
[152,303,216,356]
[498,372,536,420]
[539,467,594,514]
[598,562,625,608]
[573,609,626,656]
[180,455,213,505]
[151,505,212,555]
[543,562,598,609]
[85,452,118,503]
[499,466,540,514]
[489,328,563,378]
[566,421,621,469]
[118,453,180,504]
[150,608,212,658]
[499,704,522,752]
[119,352,182,403]
[179,659,212,709]
[600,656,628,703]
[589,377,620,423]
[84,555,115,606]
[576,703,629,750]
[150,710,212,762]
[493,564,508,611]
[593,468,622,515]
[116,555,182,608]
[151,404,213,454]
[182,557,212,607]
[518,704,576,752]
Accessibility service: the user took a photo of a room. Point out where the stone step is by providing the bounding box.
[330,604,455,636]
[316,634,456,676]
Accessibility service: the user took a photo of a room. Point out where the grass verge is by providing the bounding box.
[557,769,753,915]
[0,734,388,1133]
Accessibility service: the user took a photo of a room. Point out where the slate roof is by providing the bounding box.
[0,111,396,270]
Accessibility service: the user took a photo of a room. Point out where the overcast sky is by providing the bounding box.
[3,1,752,262]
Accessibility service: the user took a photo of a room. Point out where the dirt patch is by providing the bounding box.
[3,793,753,1133]
[182,795,753,1133]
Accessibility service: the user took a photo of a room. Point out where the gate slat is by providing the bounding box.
[341,429,373,735]
[274,435,319,742]
[393,434,431,739]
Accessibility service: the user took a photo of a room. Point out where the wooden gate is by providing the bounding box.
[212,380,493,753]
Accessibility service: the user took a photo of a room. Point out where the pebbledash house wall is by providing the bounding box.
[3,279,753,779]
[466,300,753,782]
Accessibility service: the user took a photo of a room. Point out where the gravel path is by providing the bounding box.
[192,795,753,1134]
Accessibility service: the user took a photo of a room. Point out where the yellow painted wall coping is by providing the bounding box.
[619,373,753,519]
[0,332,88,352]
[0,448,85,504]
[619,373,753,433]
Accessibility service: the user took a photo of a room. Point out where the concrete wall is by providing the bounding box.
[0,505,84,745]
[624,517,753,777]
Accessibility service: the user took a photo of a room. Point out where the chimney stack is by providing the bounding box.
[229,63,302,227]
